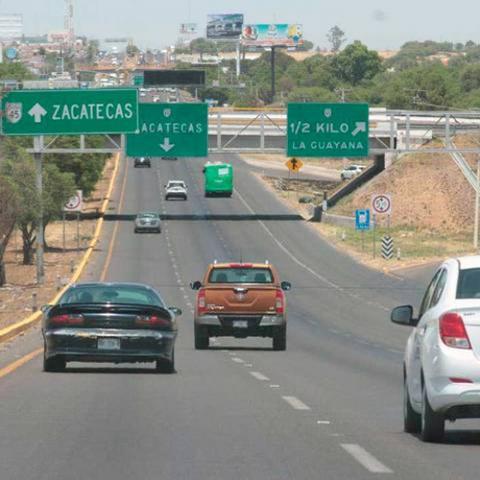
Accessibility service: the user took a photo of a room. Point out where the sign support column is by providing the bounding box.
[475,157,480,249]
[34,136,44,284]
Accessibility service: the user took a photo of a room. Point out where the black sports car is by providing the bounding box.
[42,283,180,373]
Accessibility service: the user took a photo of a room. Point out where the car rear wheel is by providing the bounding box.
[421,385,445,442]
[43,353,66,372]
[404,376,421,433]
[273,325,286,351]
[194,324,209,350]
[155,350,175,374]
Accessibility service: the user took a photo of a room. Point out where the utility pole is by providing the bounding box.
[34,136,44,284]
[475,157,480,249]
[270,46,276,103]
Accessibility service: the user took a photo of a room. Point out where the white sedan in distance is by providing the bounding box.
[391,255,480,442]
[340,164,366,180]
[165,180,188,201]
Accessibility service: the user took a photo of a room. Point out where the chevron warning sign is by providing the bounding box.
[381,235,394,260]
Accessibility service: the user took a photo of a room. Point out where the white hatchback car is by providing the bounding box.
[391,256,480,442]
[340,164,366,180]
[165,180,187,201]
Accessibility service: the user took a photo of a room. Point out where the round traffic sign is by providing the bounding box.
[64,191,82,211]
[372,194,392,215]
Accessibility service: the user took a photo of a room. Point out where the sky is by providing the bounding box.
[1,0,480,51]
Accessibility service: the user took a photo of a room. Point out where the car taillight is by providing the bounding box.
[135,315,170,328]
[50,314,84,326]
[439,312,471,349]
[197,289,207,315]
[275,289,285,315]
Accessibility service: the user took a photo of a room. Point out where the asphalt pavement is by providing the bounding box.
[1,153,480,480]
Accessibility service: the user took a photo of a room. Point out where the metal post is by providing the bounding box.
[389,115,395,150]
[270,46,276,103]
[373,214,376,258]
[260,113,265,151]
[475,158,480,249]
[34,136,44,284]
[236,40,241,78]
[217,112,222,150]
[405,114,411,151]
[76,213,80,251]
[62,211,66,253]
[445,113,451,146]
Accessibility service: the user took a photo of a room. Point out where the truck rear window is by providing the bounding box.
[209,268,273,284]
[457,268,480,299]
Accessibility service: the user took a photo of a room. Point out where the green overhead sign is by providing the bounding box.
[1,88,139,136]
[126,103,208,157]
[287,103,369,158]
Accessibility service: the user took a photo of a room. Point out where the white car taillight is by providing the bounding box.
[439,312,472,349]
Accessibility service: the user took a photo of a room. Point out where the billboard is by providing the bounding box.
[143,70,205,87]
[180,23,197,34]
[241,24,304,47]
[207,14,244,39]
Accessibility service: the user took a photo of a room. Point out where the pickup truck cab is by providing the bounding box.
[191,262,291,350]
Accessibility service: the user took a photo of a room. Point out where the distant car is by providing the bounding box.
[392,255,480,442]
[134,212,161,233]
[42,282,180,373]
[134,157,151,168]
[153,96,161,103]
[340,164,366,180]
[165,180,187,201]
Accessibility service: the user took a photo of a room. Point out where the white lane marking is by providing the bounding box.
[244,363,253,367]
[250,371,270,381]
[180,287,185,292]
[282,396,311,411]
[341,444,393,474]
[317,420,331,425]
[270,384,280,388]
[232,357,244,363]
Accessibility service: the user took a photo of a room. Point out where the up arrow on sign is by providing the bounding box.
[160,137,175,152]
[28,103,47,123]
[351,122,366,137]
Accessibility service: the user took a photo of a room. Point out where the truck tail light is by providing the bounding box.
[275,289,285,315]
[135,315,170,328]
[440,312,471,349]
[197,289,207,315]
[50,314,84,326]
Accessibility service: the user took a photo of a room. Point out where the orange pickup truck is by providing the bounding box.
[190,262,291,351]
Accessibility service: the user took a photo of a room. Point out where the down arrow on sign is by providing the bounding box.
[160,138,175,152]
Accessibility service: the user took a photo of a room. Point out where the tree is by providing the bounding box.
[327,26,346,53]
[0,177,18,286]
[1,142,75,264]
[86,39,99,63]
[460,64,480,92]
[332,41,383,85]
[126,43,140,57]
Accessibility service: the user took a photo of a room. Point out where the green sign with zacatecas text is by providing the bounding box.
[126,103,208,157]
[1,88,139,136]
[287,103,369,158]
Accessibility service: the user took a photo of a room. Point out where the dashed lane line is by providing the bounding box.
[282,396,311,410]
[341,444,393,474]
[231,357,245,364]
[250,371,270,381]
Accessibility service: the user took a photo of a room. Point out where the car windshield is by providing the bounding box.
[59,285,164,306]
[168,182,184,188]
[457,268,480,299]
[137,213,158,219]
[209,268,273,284]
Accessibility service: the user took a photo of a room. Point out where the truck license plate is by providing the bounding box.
[97,338,120,350]
[233,321,248,328]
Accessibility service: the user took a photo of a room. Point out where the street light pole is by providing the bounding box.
[475,157,480,249]
[270,46,276,103]
[34,136,44,284]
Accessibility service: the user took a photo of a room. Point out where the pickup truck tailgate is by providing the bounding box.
[204,286,278,314]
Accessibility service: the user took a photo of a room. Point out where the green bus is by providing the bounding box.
[203,162,233,197]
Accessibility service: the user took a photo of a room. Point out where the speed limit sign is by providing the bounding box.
[371,194,392,215]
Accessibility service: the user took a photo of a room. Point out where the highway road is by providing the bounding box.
[2,153,480,480]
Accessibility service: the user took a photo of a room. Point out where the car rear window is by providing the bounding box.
[457,268,480,299]
[60,285,164,306]
[209,268,273,284]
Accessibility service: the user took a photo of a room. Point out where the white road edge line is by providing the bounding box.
[340,444,393,474]
[282,396,311,411]
[250,371,270,381]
